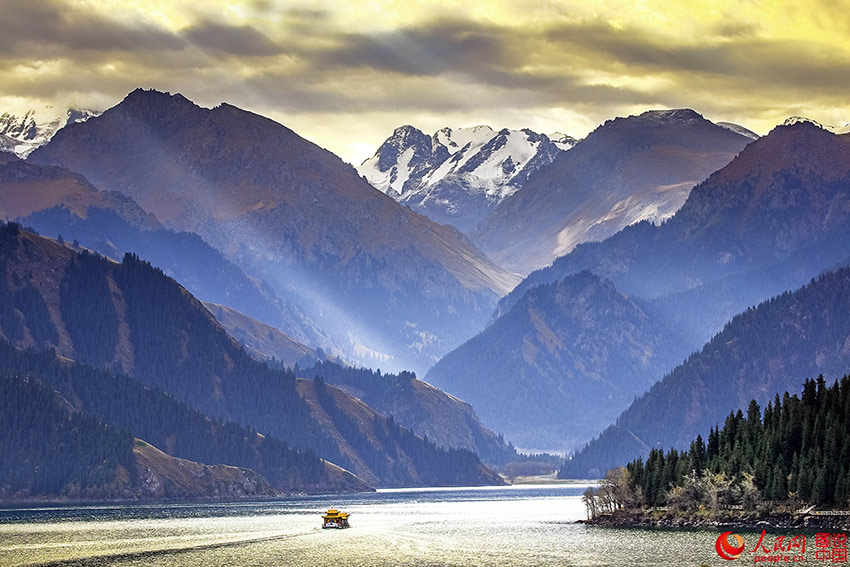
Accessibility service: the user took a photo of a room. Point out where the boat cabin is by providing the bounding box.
[322,507,350,529]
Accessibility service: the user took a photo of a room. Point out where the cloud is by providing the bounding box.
[182,20,285,56]
[0,0,848,164]
[544,21,850,95]
[313,19,517,78]
[0,0,184,56]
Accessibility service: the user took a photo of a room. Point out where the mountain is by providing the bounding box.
[0,159,159,229]
[717,121,760,140]
[0,108,99,158]
[470,109,754,275]
[0,370,283,501]
[0,158,339,355]
[561,265,850,479]
[303,361,520,466]
[0,369,139,500]
[358,125,574,232]
[426,271,684,453]
[30,89,519,374]
[205,301,324,368]
[296,377,502,487]
[783,116,850,134]
[0,340,365,497]
[203,307,522,468]
[0,223,500,488]
[499,122,850,349]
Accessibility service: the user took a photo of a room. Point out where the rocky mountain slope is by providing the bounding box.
[358,125,574,232]
[0,159,158,229]
[296,377,502,487]
[427,271,684,453]
[200,305,520,467]
[561,265,850,478]
[30,89,519,374]
[470,109,753,275]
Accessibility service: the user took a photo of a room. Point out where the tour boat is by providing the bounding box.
[322,507,350,529]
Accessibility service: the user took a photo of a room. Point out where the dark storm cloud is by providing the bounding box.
[0,0,184,55]
[182,20,285,56]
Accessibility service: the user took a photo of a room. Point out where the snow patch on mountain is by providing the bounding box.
[0,108,100,157]
[359,124,575,232]
[717,122,760,140]
[782,116,850,134]
[549,132,579,150]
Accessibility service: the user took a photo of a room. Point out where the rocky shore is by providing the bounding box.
[579,510,850,531]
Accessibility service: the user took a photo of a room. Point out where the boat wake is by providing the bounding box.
[27,531,311,567]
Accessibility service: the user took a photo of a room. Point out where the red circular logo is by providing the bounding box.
[716,531,746,560]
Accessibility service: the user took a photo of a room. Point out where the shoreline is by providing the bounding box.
[505,473,596,485]
[580,509,850,531]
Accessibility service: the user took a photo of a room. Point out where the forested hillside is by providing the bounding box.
[0,341,364,494]
[0,223,501,489]
[583,376,850,514]
[0,371,136,499]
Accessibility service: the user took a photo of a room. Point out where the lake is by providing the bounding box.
[0,484,821,566]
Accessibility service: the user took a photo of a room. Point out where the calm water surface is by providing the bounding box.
[0,484,816,566]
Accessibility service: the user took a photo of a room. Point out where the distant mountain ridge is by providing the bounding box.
[358,124,575,232]
[428,118,850,455]
[498,122,850,348]
[426,271,685,453]
[205,302,324,368]
[0,159,159,229]
[470,109,754,275]
[561,265,850,478]
[31,89,519,374]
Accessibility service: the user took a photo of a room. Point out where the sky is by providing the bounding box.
[1,0,849,164]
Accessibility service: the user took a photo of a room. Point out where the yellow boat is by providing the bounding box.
[322,507,350,529]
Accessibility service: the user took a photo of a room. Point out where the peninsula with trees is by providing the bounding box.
[580,376,850,529]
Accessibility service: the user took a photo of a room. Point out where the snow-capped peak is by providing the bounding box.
[435,125,496,152]
[0,108,100,158]
[782,116,850,135]
[783,116,826,129]
[641,109,704,123]
[358,124,574,232]
[717,122,760,140]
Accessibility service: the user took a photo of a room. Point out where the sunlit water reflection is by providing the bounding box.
[0,484,820,566]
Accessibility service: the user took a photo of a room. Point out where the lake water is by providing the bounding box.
[0,484,822,566]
